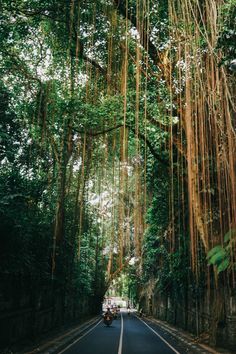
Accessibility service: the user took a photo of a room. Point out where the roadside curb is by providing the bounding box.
[22,316,101,354]
[143,316,233,354]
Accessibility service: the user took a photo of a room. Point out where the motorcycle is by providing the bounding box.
[103,313,113,326]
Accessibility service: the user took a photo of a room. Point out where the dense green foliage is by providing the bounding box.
[0,0,235,350]
[217,0,236,64]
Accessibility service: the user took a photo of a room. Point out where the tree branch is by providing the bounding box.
[1,49,42,85]
[16,6,108,77]
[105,257,131,290]
[81,54,107,76]
[74,124,124,137]
[74,123,169,165]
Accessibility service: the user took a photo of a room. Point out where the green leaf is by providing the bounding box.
[217,258,230,274]
[224,229,236,243]
[208,249,226,265]
[206,245,224,259]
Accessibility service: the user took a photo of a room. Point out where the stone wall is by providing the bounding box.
[140,287,236,351]
[0,276,101,349]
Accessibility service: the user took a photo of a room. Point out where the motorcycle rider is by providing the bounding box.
[127,304,131,315]
[103,307,113,326]
[104,307,113,316]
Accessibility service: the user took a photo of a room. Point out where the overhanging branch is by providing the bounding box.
[74,123,168,165]
[74,124,124,137]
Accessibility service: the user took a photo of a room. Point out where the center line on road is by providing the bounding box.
[137,317,181,354]
[118,311,124,354]
[58,319,102,354]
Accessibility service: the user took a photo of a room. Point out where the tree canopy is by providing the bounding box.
[0,0,236,349]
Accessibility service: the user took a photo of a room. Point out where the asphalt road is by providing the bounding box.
[57,310,187,354]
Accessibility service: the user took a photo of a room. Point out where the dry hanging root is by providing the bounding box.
[168,0,236,274]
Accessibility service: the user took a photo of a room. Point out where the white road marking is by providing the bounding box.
[118,311,124,354]
[137,317,181,354]
[58,319,102,354]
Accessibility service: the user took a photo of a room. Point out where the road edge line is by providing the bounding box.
[137,316,180,354]
[118,312,124,354]
[57,319,102,354]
